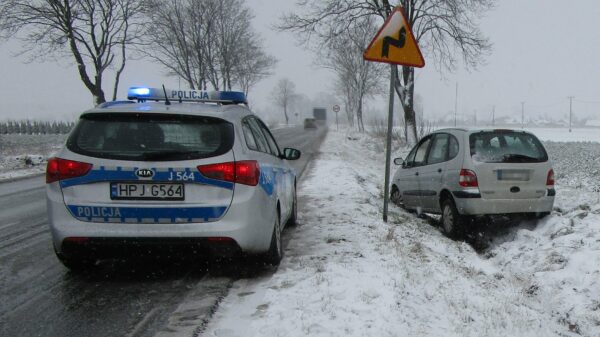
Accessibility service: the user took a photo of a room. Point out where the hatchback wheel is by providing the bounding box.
[264,211,283,265]
[390,186,404,208]
[440,198,464,239]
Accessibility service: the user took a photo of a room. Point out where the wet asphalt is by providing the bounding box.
[0,125,326,337]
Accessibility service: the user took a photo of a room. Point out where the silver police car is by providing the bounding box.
[391,128,555,237]
[46,88,300,270]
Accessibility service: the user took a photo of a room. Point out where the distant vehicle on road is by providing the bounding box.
[391,128,555,238]
[313,108,327,122]
[304,118,317,129]
[46,87,301,270]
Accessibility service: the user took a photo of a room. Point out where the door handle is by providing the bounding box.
[437,168,442,173]
[415,172,419,176]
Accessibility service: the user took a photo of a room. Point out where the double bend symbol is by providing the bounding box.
[382,27,407,58]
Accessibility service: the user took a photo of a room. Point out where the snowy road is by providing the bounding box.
[0,125,326,337]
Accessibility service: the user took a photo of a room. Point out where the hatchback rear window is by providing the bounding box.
[67,113,234,161]
[469,131,548,163]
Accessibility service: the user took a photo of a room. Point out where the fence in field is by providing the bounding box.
[0,120,75,135]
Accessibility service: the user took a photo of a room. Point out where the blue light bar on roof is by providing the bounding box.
[127,86,247,104]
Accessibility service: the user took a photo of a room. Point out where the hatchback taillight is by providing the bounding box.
[46,157,93,183]
[546,169,555,186]
[459,169,478,187]
[198,160,260,186]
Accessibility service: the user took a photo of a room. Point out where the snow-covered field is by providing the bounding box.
[0,134,66,181]
[526,127,600,143]
[205,129,600,337]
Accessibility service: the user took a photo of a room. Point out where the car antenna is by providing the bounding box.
[162,84,171,106]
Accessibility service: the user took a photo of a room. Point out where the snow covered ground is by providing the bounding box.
[525,127,600,143]
[0,134,66,181]
[204,129,600,337]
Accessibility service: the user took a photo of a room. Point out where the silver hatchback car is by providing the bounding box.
[46,88,300,270]
[391,128,555,237]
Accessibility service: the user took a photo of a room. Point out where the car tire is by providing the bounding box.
[287,185,298,226]
[264,211,283,266]
[390,185,405,208]
[55,250,95,272]
[536,212,550,219]
[440,197,465,239]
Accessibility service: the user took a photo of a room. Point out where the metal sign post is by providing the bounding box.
[382,66,396,222]
[363,7,425,222]
[333,105,340,130]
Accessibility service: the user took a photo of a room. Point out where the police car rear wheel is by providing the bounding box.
[55,250,96,271]
[287,186,298,226]
[264,211,283,266]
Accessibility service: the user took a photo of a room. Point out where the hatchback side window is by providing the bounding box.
[404,146,418,168]
[413,137,432,166]
[247,118,270,153]
[241,120,258,151]
[427,134,449,165]
[449,135,459,159]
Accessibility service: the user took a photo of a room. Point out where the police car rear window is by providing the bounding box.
[469,131,548,163]
[67,113,234,161]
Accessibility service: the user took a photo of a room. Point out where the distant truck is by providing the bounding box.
[313,108,327,122]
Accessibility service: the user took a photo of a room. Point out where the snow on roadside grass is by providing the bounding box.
[204,129,598,337]
[0,134,66,181]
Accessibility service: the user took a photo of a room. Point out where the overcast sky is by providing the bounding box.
[0,0,599,122]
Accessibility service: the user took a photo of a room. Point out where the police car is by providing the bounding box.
[46,87,301,270]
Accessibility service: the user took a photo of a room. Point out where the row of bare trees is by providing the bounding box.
[0,120,75,135]
[279,0,494,144]
[0,0,145,105]
[0,0,276,105]
[319,17,385,132]
[143,0,276,95]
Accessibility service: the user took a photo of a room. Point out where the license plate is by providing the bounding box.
[496,170,530,181]
[110,182,185,200]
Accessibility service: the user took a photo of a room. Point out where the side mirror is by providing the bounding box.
[282,147,301,160]
[393,157,404,166]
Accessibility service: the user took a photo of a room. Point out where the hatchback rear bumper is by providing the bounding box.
[454,195,554,215]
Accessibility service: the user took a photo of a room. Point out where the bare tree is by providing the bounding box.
[279,0,494,144]
[144,0,276,94]
[235,38,277,97]
[271,78,297,125]
[321,17,385,132]
[0,0,144,105]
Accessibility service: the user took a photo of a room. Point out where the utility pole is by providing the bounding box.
[521,101,525,129]
[568,96,574,132]
[454,82,458,127]
[492,105,495,126]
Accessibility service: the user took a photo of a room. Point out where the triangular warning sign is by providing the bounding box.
[363,7,425,67]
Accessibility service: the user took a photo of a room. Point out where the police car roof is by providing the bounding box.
[83,101,252,120]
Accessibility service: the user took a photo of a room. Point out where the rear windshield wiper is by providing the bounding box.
[141,150,203,160]
[502,154,540,162]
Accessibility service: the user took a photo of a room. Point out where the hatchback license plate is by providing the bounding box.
[496,170,530,181]
[111,183,184,200]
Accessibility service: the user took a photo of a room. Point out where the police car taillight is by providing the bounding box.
[198,161,260,186]
[46,157,93,183]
